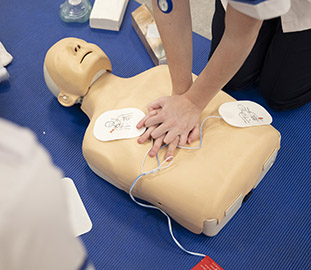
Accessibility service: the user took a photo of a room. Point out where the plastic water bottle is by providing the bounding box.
[59,0,92,23]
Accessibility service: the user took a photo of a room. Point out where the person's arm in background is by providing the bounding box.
[138,2,263,158]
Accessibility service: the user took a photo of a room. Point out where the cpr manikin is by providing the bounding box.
[44,38,280,236]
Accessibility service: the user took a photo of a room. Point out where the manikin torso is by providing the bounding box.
[80,66,278,233]
[44,38,280,235]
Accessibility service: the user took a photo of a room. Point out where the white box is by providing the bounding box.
[90,0,129,31]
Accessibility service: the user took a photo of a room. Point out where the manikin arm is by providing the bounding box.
[138,2,262,158]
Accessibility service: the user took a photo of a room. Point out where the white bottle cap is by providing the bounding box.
[68,0,82,5]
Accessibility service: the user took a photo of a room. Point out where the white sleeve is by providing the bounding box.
[0,118,87,270]
[227,0,291,20]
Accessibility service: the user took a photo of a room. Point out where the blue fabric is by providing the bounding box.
[0,0,310,269]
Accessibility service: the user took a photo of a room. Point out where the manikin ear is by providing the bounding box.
[57,92,79,107]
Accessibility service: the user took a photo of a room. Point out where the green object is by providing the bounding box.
[59,0,92,23]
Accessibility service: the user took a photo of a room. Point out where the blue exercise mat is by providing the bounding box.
[0,0,310,269]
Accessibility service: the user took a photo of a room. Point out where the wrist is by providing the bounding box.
[171,79,193,96]
[183,90,207,111]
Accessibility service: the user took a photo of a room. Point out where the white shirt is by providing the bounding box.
[281,0,311,32]
[221,0,311,33]
[0,118,86,270]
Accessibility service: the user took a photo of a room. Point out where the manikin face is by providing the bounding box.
[44,38,111,106]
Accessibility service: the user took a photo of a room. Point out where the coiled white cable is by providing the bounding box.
[129,115,222,257]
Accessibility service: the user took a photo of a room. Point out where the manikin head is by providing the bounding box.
[44,38,112,106]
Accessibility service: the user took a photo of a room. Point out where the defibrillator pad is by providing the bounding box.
[93,108,146,142]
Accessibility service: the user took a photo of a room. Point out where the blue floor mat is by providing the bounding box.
[0,0,310,269]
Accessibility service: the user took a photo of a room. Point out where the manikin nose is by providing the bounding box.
[74,44,81,53]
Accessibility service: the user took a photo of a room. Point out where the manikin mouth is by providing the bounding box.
[80,51,93,63]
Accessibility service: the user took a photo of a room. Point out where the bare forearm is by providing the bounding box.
[152,0,193,95]
[184,4,263,110]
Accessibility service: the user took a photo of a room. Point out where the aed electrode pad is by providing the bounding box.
[219,101,272,128]
[93,108,146,142]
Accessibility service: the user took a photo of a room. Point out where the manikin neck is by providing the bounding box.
[80,71,119,118]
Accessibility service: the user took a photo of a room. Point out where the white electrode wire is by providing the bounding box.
[179,115,223,150]
[129,115,222,258]
[129,175,206,257]
[140,143,174,174]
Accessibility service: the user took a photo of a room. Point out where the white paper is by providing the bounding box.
[0,66,9,83]
[0,42,13,66]
[219,101,272,127]
[61,177,92,237]
[94,108,146,141]
[146,23,160,39]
